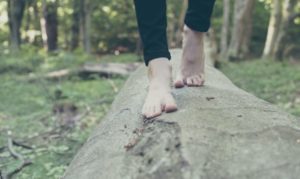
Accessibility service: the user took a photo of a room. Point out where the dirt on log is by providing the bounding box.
[63,49,300,179]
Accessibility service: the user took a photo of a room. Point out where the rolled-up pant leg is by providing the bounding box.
[133,0,171,66]
[184,0,216,32]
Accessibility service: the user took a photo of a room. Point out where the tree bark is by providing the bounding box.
[174,0,188,47]
[263,0,282,58]
[227,0,255,61]
[272,0,297,60]
[63,49,300,179]
[70,0,80,51]
[40,0,48,50]
[80,0,91,53]
[7,0,26,51]
[220,0,230,57]
[42,0,58,52]
[32,0,41,31]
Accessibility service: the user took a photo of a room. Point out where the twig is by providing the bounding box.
[12,140,33,150]
[4,136,33,179]
[7,138,22,160]
[108,79,119,93]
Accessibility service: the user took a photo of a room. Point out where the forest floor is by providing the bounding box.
[0,51,299,179]
[0,51,140,179]
[221,59,300,117]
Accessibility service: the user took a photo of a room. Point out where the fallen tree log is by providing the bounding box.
[31,62,141,81]
[63,49,300,179]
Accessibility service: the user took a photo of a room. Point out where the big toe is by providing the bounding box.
[163,94,177,113]
[174,79,185,88]
[174,74,185,88]
[142,103,162,119]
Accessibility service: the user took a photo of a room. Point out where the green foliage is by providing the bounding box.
[91,1,138,52]
[220,59,300,117]
[0,51,138,178]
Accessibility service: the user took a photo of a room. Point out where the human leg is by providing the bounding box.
[175,0,216,88]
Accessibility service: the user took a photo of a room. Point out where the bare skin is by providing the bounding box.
[142,58,177,119]
[142,26,205,118]
[175,25,205,88]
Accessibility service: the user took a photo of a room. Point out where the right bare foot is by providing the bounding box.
[142,58,177,119]
[174,25,206,88]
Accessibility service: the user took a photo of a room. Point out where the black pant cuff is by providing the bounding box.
[144,51,171,66]
[184,18,211,32]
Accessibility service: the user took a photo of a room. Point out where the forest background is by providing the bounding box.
[0,0,299,178]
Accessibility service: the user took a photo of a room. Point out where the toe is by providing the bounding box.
[142,104,148,117]
[152,105,162,118]
[143,103,162,119]
[186,78,193,86]
[193,76,203,86]
[174,74,185,88]
[198,74,205,85]
[164,94,177,113]
[142,106,151,118]
[186,75,204,87]
[174,79,184,88]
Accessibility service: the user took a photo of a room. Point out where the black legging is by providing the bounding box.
[134,0,216,66]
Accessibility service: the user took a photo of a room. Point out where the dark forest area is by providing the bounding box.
[1,0,300,59]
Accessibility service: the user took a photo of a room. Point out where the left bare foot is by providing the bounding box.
[142,58,177,119]
[174,25,205,88]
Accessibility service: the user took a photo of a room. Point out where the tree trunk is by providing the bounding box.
[227,0,255,61]
[262,0,282,58]
[272,0,297,60]
[32,0,40,30]
[168,17,176,48]
[40,0,48,50]
[220,0,230,57]
[174,0,188,47]
[70,0,80,51]
[30,0,41,45]
[80,0,91,53]
[7,0,26,51]
[43,0,58,52]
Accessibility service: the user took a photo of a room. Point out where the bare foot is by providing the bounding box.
[175,25,205,88]
[142,58,177,119]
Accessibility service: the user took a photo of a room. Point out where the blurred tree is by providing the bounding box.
[70,0,80,50]
[1,0,299,59]
[42,0,58,52]
[174,0,188,47]
[272,0,299,59]
[263,0,282,58]
[220,0,230,57]
[227,0,255,61]
[79,0,91,53]
[7,0,26,51]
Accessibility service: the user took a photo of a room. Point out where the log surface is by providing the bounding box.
[63,49,300,179]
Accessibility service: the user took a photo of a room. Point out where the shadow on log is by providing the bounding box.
[63,49,300,179]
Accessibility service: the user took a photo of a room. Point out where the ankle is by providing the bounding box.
[183,25,205,38]
[148,58,172,78]
[149,58,171,70]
